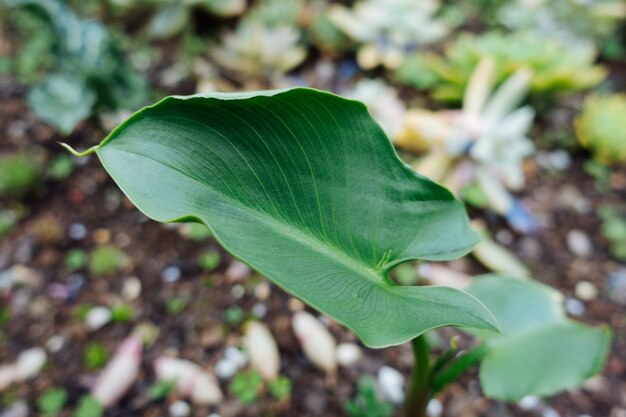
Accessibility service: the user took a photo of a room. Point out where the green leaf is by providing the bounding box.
[73,395,103,417]
[28,74,96,134]
[466,275,611,401]
[78,88,496,348]
[37,387,68,416]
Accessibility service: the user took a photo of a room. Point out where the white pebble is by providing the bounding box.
[566,230,592,257]
[169,400,190,417]
[427,398,443,417]
[207,414,221,417]
[541,407,561,417]
[122,277,142,301]
[336,343,361,367]
[251,303,267,318]
[162,266,181,283]
[377,366,405,404]
[45,335,65,353]
[14,348,46,380]
[565,298,585,316]
[0,400,28,417]
[86,306,112,331]
[230,284,245,299]
[215,359,238,380]
[224,346,247,368]
[518,395,541,410]
[575,281,598,301]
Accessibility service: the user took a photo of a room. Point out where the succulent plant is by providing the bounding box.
[397,31,606,102]
[328,0,449,69]
[575,94,626,165]
[210,0,306,80]
[500,0,626,46]
[345,79,407,139]
[397,58,537,232]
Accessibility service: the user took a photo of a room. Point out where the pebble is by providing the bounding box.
[169,400,191,417]
[607,269,626,306]
[565,298,585,316]
[230,284,245,299]
[0,265,39,291]
[288,298,304,311]
[86,306,112,331]
[68,223,87,240]
[215,359,238,380]
[45,335,65,353]
[0,400,28,417]
[14,348,46,379]
[566,230,592,257]
[208,414,221,417]
[224,347,247,368]
[253,281,271,300]
[495,229,513,245]
[122,277,142,301]
[427,398,443,417]
[518,395,541,410]
[225,261,251,283]
[251,303,267,318]
[377,366,405,404]
[336,343,361,367]
[575,281,598,301]
[541,407,561,417]
[162,266,182,283]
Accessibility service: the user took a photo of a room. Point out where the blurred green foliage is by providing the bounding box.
[397,31,606,102]
[0,153,41,200]
[37,388,68,417]
[84,342,108,369]
[344,376,393,417]
[575,94,626,166]
[229,370,264,404]
[89,245,129,277]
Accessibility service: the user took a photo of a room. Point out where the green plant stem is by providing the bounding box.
[432,344,488,393]
[405,334,431,417]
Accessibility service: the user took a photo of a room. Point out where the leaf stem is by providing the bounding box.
[431,344,488,393]
[405,334,431,417]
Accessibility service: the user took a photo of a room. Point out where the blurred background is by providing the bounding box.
[0,0,625,416]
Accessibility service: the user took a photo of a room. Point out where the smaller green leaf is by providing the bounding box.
[268,375,292,401]
[84,342,108,369]
[73,395,103,417]
[466,275,611,401]
[37,387,68,416]
[28,74,95,134]
[230,370,264,404]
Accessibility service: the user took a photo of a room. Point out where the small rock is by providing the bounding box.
[254,281,271,300]
[122,277,142,301]
[225,261,251,283]
[567,230,592,257]
[169,400,191,417]
[611,408,626,417]
[336,343,361,367]
[230,284,245,299]
[377,366,404,404]
[251,303,267,318]
[565,298,585,316]
[0,400,28,417]
[14,348,46,380]
[287,298,304,311]
[518,395,541,410]
[162,266,182,283]
[224,347,247,368]
[215,360,238,380]
[427,398,443,417]
[607,269,626,306]
[541,407,561,417]
[132,322,160,347]
[575,281,598,301]
[86,306,112,331]
[68,223,87,240]
[582,375,609,394]
[45,335,65,353]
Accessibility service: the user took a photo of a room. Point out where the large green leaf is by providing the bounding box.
[466,275,611,400]
[69,88,497,347]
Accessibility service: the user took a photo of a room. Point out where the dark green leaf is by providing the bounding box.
[74,88,496,348]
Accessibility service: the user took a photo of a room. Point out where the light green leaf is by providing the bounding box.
[466,275,611,401]
[28,74,96,134]
[79,88,496,348]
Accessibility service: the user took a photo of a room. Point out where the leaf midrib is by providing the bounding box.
[98,146,389,288]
